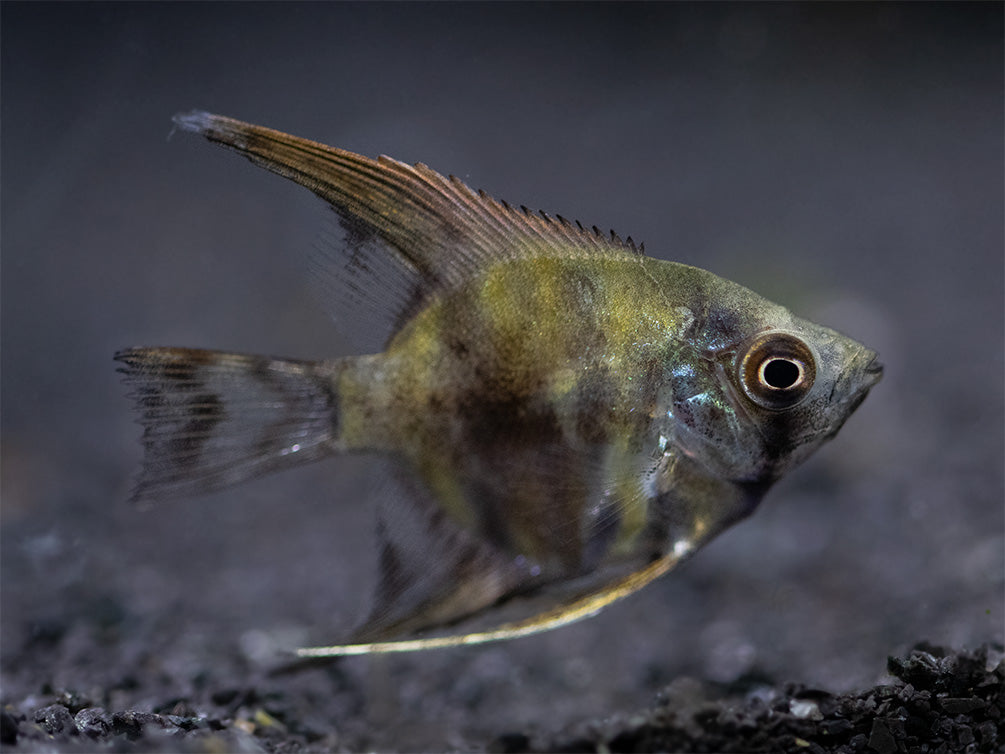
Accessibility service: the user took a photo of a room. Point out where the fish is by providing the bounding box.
[115,112,882,657]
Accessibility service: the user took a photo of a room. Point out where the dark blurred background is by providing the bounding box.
[2,3,1002,750]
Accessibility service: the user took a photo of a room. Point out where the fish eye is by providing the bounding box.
[736,332,816,410]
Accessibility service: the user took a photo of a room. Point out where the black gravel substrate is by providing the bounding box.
[2,643,1001,752]
[508,643,1004,754]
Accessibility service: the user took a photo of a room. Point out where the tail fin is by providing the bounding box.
[115,347,341,502]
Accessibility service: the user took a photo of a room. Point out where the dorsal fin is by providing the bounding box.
[173,112,643,347]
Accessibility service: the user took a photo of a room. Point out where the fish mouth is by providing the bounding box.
[840,351,882,415]
[830,350,882,418]
[862,353,884,388]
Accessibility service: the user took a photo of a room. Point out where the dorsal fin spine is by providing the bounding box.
[406,162,513,269]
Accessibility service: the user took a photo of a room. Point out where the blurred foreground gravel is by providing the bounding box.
[2,643,1001,752]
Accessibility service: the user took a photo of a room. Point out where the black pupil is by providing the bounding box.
[763,358,801,389]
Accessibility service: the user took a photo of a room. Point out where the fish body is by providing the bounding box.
[117,113,881,654]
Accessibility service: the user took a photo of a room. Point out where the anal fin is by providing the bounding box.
[296,551,684,657]
[348,470,531,643]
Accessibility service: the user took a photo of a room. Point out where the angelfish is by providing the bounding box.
[116,112,882,657]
